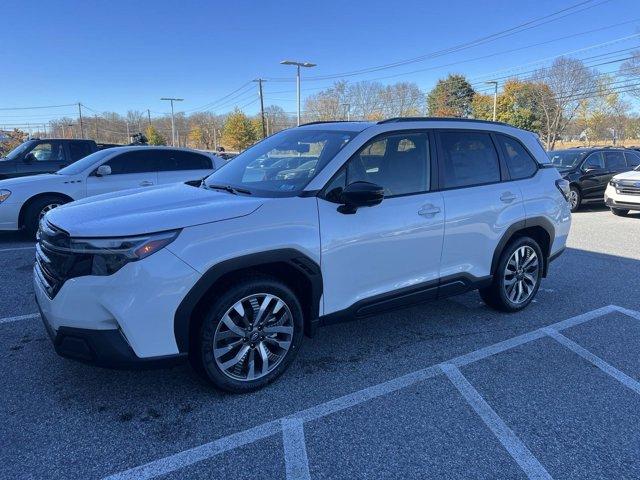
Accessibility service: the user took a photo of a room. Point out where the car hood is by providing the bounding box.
[0,173,62,188]
[46,183,264,237]
[613,170,640,181]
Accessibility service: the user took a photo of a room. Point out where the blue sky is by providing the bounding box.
[1,0,639,123]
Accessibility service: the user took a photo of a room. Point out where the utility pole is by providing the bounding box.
[61,124,66,139]
[126,121,130,142]
[94,115,99,140]
[254,78,267,138]
[485,81,498,122]
[213,128,217,150]
[77,102,85,138]
[341,103,351,121]
[160,97,183,146]
[280,60,316,126]
[147,109,152,126]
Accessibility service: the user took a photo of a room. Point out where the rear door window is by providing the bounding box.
[159,151,213,171]
[68,142,94,161]
[603,151,626,170]
[582,152,604,170]
[438,131,501,189]
[624,151,640,168]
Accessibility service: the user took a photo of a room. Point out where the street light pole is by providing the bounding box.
[280,60,316,126]
[485,81,498,122]
[160,97,184,146]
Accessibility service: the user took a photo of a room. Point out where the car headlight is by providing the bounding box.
[609,180,618,187]
[0,189,11,203]
[46,230,180,276]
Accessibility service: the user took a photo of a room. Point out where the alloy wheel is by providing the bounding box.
[503,246,539,304]
[213,293,294,382]
[39,203,60,221]
[568,190,579,210]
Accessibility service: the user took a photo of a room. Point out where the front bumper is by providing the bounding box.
[605,185,640,211]
[34,247,201,364]
[0,202,21,231]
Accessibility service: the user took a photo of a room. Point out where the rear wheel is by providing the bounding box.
[611,208,629,217]
[24,196,68,238]
[480,236,543,312]
[568,186,581,212]
[195,275,304,393]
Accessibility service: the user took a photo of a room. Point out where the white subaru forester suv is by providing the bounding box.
[34,118,572,393]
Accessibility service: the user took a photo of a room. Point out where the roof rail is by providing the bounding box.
[299,120,357,126]
[377,116,511,127]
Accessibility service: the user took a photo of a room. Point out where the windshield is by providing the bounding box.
[57,149,115,175]
[548,150,585,169]
[2,141,35,161]
[204,129,357,196]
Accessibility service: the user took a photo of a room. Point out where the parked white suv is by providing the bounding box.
[34,118,572,393]
[0,146,223,236]
[604,165,640,215]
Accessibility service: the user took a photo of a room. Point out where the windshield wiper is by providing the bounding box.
[206,184,252,195]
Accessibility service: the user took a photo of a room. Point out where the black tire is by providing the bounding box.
[611,208,629,217]
[569,185,581,212]
[24,195,68,238]
[479,236,543,313]
[194,274,304,393]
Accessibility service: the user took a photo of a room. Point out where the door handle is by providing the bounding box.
[139,181,154,187]
[500,192,517,203]
[418,205,441,217]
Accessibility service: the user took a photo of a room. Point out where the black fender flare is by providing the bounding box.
[173,248,323,353]
[490,217,555,277]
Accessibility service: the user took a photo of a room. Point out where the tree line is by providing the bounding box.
[2,51,639,156]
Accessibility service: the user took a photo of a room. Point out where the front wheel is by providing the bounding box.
[611,208,629,217]
[480,236,543,312]
[24,196,68,238]
[195,275,304,393]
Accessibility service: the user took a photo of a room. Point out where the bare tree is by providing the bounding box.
[531,57,597,149]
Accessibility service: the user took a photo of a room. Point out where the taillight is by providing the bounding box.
[555,179,571,202]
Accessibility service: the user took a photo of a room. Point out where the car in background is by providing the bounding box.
[0,139,118,180]
[605,164,640,216]
[0,146,224,236]
[549,147,640,211]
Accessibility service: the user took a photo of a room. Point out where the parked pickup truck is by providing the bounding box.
[0,138,118,179]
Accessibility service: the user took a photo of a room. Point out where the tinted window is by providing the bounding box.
[604,151,626,170]
[582,152,604,170]
[159,151,212,171]
[68,142,93,161]
[497,135,537,180]
[439,131,500,188]
[105,150,154,174]
[625,151,640,168]
[30,142,66,162]
[326,132,430,198]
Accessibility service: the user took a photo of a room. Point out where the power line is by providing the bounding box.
[0,103,77,111]
[266,0,611,82]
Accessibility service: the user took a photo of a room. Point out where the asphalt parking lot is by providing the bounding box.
[1,205,640,480]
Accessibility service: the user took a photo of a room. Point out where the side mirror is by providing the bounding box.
[95,165,111,177]
[24,153,36,163]
[338,181,384,214]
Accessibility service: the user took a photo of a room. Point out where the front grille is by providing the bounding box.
[35,221,92,298]
[616,180,640,196]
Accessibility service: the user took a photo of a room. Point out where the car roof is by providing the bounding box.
[297,117,522,133]
[102,146,215,155]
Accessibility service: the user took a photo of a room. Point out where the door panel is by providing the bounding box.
[318,193,445,315]
[85,150,158,196]
[579,152,609,199]
[440,183,525,280]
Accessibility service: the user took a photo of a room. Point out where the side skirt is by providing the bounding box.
[319,274,492,326]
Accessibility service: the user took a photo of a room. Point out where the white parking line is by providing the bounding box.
[544,327,640,395]
[102,304,638,480]
[282,419,311,480]
[0,313,39,325]
[0,246,35,253]
[440,363,552,480]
